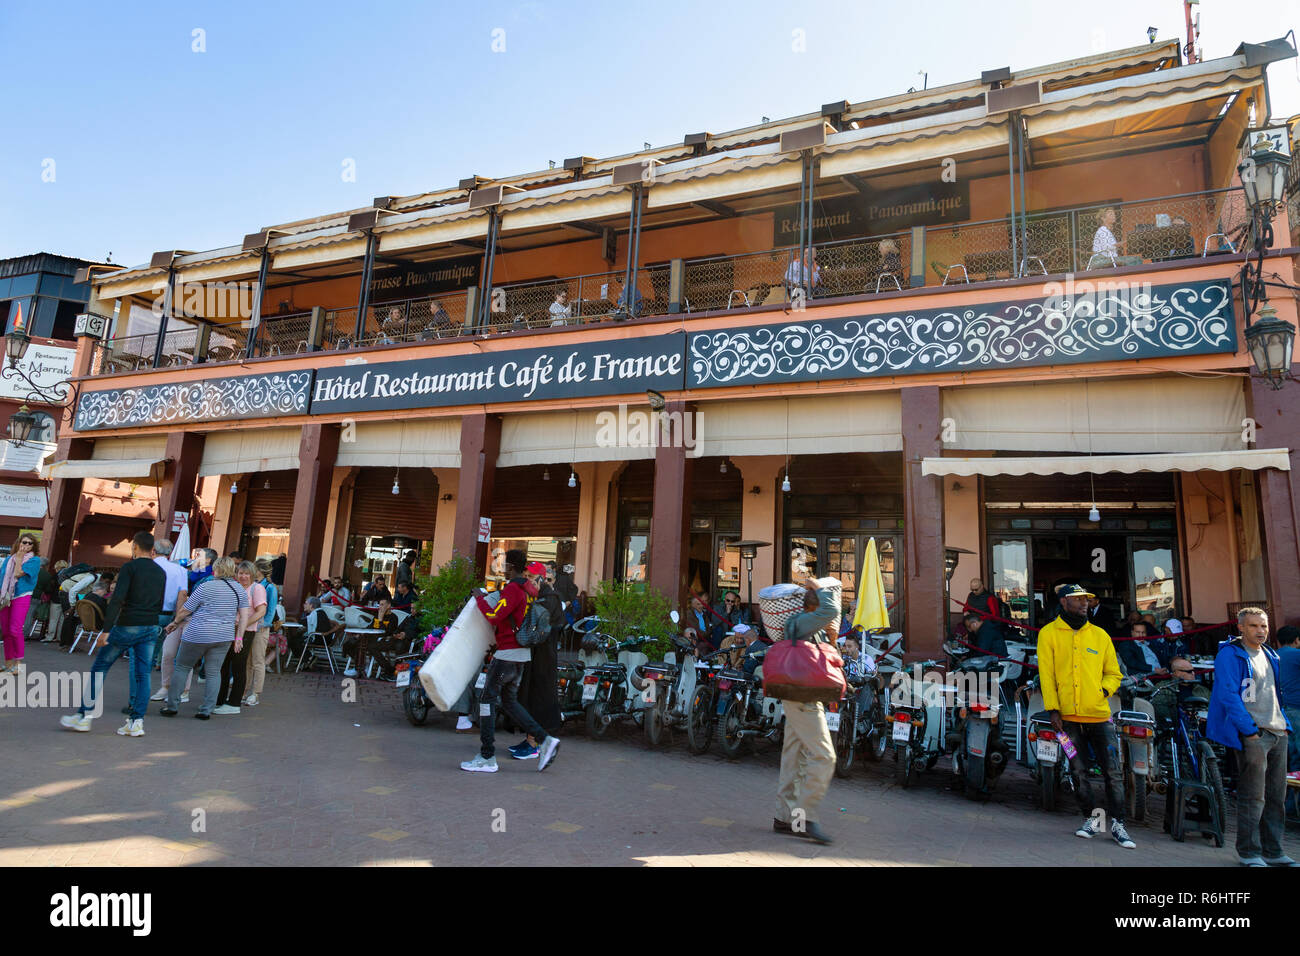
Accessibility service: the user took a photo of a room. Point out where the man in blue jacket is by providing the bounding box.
[1207,607,1296,866]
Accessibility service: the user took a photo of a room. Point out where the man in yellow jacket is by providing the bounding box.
[1037,584,1134,849]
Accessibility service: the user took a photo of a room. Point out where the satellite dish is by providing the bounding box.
[1152,565,1166,580]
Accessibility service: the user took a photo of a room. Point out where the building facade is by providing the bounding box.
[41,38,1300,657]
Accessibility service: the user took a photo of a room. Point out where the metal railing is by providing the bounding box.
[88,187,1249,376]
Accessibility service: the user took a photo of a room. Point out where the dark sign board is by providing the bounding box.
[688,279,1235,388]
[310,332,687,414]
[370,254,481,302]
[74,370,314,431]
[773,182,971,246]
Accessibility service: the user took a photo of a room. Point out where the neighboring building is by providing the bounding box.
[0,255,95,550]
[40,37,1300,659]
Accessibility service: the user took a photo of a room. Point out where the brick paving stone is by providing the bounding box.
[3,642,1297,866]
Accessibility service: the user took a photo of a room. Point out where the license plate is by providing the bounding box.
[582,680,598,702]
[475,672,487,690]
[1035,739,1058,763]
[825,711,841,732]
[969,743,984,757]
[892,720,912,743]
[395,670,411,688]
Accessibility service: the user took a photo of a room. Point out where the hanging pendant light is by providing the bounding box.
[263,477,271,490]
[1088,506,1101,523]
[392,469,400,495]
[229,480,238,494]
[543,467,550,481]
[781,474,791,493]
[720,459,727,474]
[568,471,577,488]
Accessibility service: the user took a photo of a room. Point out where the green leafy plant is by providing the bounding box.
[413,552,482,635]
[592,579,677,661]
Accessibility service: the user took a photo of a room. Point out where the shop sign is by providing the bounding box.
[0,343,75,402]
[478,517,492,543]
[310,332,687,414]
[772,183,971,246]
[370,255,481,303]
[0,483,47,519]
[74,370,314,431]
[688,278,1236,388]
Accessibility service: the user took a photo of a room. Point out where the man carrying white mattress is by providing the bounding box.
[460,551,561,773]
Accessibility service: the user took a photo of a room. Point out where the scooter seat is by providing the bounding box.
[1029,710,1053,723]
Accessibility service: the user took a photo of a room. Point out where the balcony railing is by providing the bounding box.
[89,187,1249,377]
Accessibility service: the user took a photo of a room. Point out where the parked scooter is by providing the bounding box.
[949,654,1010,799]
[630,613,696,748]
[716,645,784,758]
[889,658,953,788]
[832,652,891,776]
[1023,678,1071,811]
[395,648,491,728]
[685,646,730,754]
[1114,677,1159,823]
[582,636,651,739]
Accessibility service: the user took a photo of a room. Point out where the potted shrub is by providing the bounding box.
[412,552,482,637]
[592,579,676,661]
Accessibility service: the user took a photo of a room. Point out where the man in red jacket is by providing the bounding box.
[461,551,561,773]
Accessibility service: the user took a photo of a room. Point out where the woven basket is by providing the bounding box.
[758,579,842,641]
[758,584,804,638]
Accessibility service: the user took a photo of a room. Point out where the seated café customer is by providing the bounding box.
[1116,621,1163,677]
[291,597,343,659]
[1156,618,1191,670]
[344,597,404,675]
[878,238,902,277]
[391,581,415,611]
[784,247,821,296]
[549,290,572,326]
[1090,208,1143,267]
[361,576,391,605]
[87,582,110,615]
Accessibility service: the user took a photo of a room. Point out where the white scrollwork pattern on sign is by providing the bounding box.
[690,283,1233,385]
[75,372,312,431]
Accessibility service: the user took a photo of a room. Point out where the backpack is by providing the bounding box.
[515,599,551,647]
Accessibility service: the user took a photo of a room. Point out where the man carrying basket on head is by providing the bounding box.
[767,576,842,846]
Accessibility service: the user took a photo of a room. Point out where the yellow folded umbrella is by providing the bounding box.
[853,537,890,631]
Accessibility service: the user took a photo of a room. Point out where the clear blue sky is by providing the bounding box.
[1,0,1297,265]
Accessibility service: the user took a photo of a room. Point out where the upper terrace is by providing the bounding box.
[81,37,1294,377]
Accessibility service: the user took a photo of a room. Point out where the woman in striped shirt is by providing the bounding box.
[160,556,249,719]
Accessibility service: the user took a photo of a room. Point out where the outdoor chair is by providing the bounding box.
[344,606,374,629]
[68,599,103,655]
[1018,256,1047,277]
[1202,234,1235,256]
[941,264,970,285]
[1085,252,1118,270]
[875,272,902,293]
[295,623,342,675]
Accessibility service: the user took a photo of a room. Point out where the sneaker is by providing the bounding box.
[159,707,178,717]
[243,694,259,707]
[194,712,210,720]
[1111,820,1136,849]
[196,674,205,683]
[511,745,539,760]
[180,693,190,703]
[1239,855,1267,867]
[116,718,145,737]
[211,704,241,716]
[1264,854,1300,867]
[150,688,168,701]
[455,716,475,733]
[537,736,560,772]
[460,755,498,773]
[1075,817,1101,839]
[773,818,794,834]
[507,738,531,754]
[59,714,92,732]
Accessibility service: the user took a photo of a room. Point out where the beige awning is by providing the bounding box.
[819,117,1011,178]
[646,154,803,209]
[697,394,903,457]
[497,409,656,468]
[921,448,1291,478]
[198,428,302,476]
[500,185,631,233]
[43,458,166,481]
[335,420,462,469]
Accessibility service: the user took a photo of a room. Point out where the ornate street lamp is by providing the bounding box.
[6,405,38,445]
[728,539,770,634]
[1237,131,1296,387]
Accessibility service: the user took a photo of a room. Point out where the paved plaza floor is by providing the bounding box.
[1,642,1295,867]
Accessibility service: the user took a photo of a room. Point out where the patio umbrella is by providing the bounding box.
[852,537,890,631]
[172,518,191,567]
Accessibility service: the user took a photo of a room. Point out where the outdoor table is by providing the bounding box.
[280,621,304,671]
[344,627,384,676]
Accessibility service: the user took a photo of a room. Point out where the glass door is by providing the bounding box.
[1130,537,1178,628]
[990,536,1032,626]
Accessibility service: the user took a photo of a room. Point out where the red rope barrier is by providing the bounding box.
[951,599,1230,642]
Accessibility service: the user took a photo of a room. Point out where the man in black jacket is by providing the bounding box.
[517,570,564,739]
[59,531,165,737]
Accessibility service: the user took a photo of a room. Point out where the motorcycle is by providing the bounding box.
[949,654,1009,799]
[832,657,891,777]
[582,636,651,739]
[1113,677,1158,823]
[686,646,731,754]
[717,645,784,758]
[889,657,953,788]
[631,624,697,747]
[1023,679,1071,811]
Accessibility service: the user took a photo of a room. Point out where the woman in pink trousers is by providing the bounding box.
[0,533,41,674]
